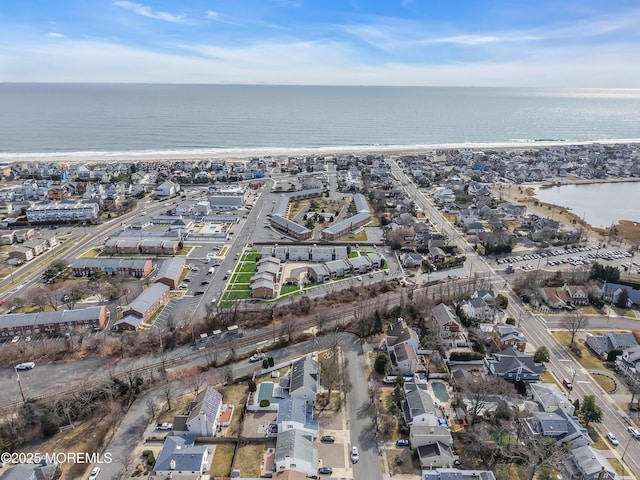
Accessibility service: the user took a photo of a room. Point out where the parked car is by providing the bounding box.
[194,290,205,296]
[15,362,35,371]
[351,446,359,464]
[318,467,333,475]
[606,432,619,446]
[321,435,336,443]
[11,336,19,343]
[157,422,173,430]
[396,439,410,447]
[88,467,101,480]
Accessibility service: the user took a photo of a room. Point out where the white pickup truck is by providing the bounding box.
[157,422,173,430]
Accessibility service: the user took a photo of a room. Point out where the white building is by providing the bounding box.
[26,202,99,223]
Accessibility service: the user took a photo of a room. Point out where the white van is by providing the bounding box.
[16,362,35,371]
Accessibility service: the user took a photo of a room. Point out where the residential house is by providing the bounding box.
[153,436,210,477]
[586,332,637,359]
[522,408,592,448]
[277,397,318,439]
[385,319,420,375]
[461,296,495,323]
[155,257,186,289]
[155,180,180,197]
[616,345,640,388]
[564,445,619,480]
[401,252,424,268]
[0,462,60,480]
[401,378,439,427]
[492,324,528,352]
[428,247,447,264]
[115,283,170,331]
[71,258,154,278]
[22,237,49,256]
[285,355,319,406]
[415,441,456,469]
[0,305,108,338]
[484,346,544,383]
[529,383,575,415]
[410,425,453,451]
[274,429,319,478]
[422,469,497,480]
[431,303,463,347]
[603,282,640,308]
[539,284,589,309]
[173,387,223,437]
[251,277,277,299]
[8,246,34,263]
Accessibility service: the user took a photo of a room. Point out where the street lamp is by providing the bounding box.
[567,366,577,400]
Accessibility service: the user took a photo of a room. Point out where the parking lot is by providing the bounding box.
[497,245,636,272]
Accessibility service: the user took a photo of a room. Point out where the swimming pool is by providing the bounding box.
[431,381,449,402]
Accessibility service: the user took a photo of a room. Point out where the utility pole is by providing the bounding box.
[15,367,26,403]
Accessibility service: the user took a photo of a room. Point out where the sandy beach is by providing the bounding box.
[3,139,639,164]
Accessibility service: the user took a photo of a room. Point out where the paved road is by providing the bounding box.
[391,162,640,479]
[344,335,382,480]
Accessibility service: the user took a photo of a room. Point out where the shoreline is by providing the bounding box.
[1,139,639,164]
[496,183,640,246]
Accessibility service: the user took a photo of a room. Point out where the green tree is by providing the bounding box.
[374,352,389,374]
[579,395,603,426]
[615,288,629,309]
[533,346,550,363]
[373,310,383,334]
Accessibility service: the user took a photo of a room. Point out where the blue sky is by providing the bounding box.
[1,0,640,86]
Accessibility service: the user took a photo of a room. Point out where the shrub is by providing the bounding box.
[449,351,485,361]
[259,399,271,407]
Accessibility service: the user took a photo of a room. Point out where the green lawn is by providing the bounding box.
[239,263,257,273]
[232,273,253,283]
[552,331,606,370]
[339,230,368,241]
[244,252,261,262]
[221,290,250,300]
[280,285,300,295]
[209,444,236,477]
[612,306,637,318]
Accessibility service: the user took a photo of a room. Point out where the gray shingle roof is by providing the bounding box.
[0,305,105,329]
[275,429,317,465]
[154,436,208,473]
[125,283,169,316]
[290,356,319,395]
[156,257,185,282]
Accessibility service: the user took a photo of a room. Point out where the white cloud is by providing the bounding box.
[419,34,542,46]
[1,36,640,87]
[205,11,219,20]
[47,32,65,38]
[114,1,188,24]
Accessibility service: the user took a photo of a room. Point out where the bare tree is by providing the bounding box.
[162,381,175,411]
[562,312,589,348]
[517,437,569,480]
[145,398,158,421]
[64,283,87,310]
[181,366,206,397]
[458,377,515,425]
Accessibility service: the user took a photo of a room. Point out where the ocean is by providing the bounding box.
[1,84,639,157]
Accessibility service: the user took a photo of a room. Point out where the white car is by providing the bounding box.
[88,467,101,480]
[351,446,359,464]
[606,432,619,446]
[15,362,35,371]
[627,425,640,439]
[11,336,19,343]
